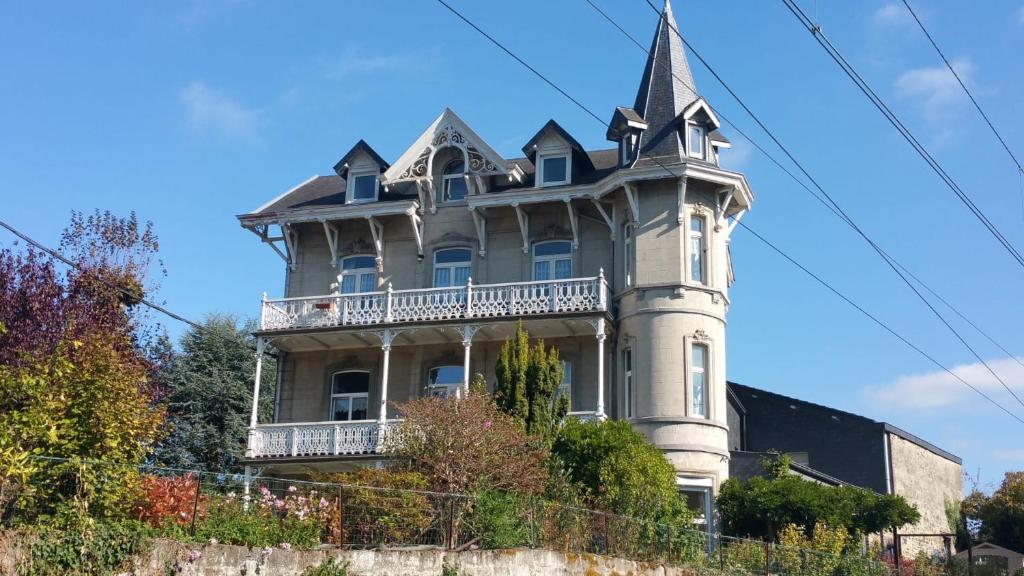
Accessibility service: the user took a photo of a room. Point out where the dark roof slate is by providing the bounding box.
[332,140,390,177]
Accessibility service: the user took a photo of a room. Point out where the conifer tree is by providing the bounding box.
[494,322,568,444]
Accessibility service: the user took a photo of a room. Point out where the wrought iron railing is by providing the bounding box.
[259,274,609,331]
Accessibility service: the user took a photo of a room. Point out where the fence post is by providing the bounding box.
[764,541,771,576]
[447,497,456,550]
[719,535,725,571]
[189,474,202,536]
[337,485,345,546]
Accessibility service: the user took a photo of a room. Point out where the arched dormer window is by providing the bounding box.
[441,160,469,203]
[339,255,377,294]
[330,370,370,421]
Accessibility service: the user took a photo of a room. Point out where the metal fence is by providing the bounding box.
[9,457,912,576]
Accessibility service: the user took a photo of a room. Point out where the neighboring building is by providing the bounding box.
[956,543,1024,574]
[728,382,963,556]
[238,0,751,526]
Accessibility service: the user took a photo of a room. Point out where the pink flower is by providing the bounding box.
[319,498,329,509]
[259,485,271,496]
[280,543,292,550]
[484,420,492,429]
[287,485,297,493]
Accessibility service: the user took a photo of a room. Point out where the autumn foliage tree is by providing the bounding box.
[493,322,568,444]
[0,210,166,518]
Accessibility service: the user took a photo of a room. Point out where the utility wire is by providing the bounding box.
[431,0,1024,425]
[900,0,1024,178]
[626,0,1024,410]
[0,218,274,358]
[779,0,1024,270]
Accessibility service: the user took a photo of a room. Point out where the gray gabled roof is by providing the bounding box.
[332,139,390,177]
[632,0,699,161]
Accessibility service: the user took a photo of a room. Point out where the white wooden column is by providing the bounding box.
[593,318,607,419]
[378,328,395,423]
[457,325,479,395]
[245,337,267,457]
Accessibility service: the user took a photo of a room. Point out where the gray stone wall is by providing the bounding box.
[888,432,962,557]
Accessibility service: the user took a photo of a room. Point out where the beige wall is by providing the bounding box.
[889,433,963,556]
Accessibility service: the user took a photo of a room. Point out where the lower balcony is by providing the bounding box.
[246,412,604,460]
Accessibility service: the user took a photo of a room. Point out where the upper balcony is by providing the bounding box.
[259,274,610,333]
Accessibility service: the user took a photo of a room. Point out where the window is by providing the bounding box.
[690,216,706,284]
[623,223,635,287]
[539,154,569,186]
[687,124,705,160]
[620,134,637,166]
[349,174,378,203]
[624,348,633,419]
[678,477,713,534]
[427,365,463,398]
[339,255,377,294]
[331,371,370,421]
[691,343,708,417]
[441,160,468,203]
[433,248,472,287]
[532,241,572,281]
[558,361,572,408]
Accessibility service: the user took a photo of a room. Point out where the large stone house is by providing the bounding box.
[235,0,960,540]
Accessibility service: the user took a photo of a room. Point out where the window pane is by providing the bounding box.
[340,275,356,294]
[444,161,465,175]
[342,256,376,270]
[689,126,703,157]
[435,248,472,264]
[433,267,450,287]
[690,219,705,284]
[359,273,375,293]
[554,259,572,280]
[692,345,706,370]
[429,366,463,385]
[333,371,370,395]
[332,397,351,421]
[693,375,705,416]
[690,218,703,233]
[352,175,377,200]
[542,156,567,183]
[534,241,572,257]
[445,177,468,201]
[533,261,549,281]
[453,265,471,286]
[350,396,368,421]
[625,348,632,371]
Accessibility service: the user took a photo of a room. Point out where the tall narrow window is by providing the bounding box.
[441,160,468,203]
[349,174,378,203]
[691,343,708,417]
[533,241,572,281]
[690,216,706,284]
[623,223,635,287]
[433,248,472,287]
[339,255,377,294]
[624,348,633,419]
[427,366,463,398]
[687,124,705,160]
[331,371,370,421]
[558,361,572,408]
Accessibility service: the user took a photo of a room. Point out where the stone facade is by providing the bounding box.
[888,432,963,557]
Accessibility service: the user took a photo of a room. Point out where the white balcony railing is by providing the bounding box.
[246,420,398,458]
[260,275,609,332]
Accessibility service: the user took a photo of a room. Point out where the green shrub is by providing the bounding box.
[24,506,153,576]
[467,490,534,548]
[325,469,434,546]
[302,558,349,576]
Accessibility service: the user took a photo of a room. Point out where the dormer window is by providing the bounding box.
[687,123,706,160]
[539,153,570,187]
[441,160,468,203]
[348,173,379,203]
[620,133,638,167]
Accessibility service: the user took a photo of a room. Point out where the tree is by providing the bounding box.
[493,322,568,444]
[0,210,166,518]
[552,419,690,523]
[152,315,275,472]
[963,471,1024,553]
[717,454,920,540]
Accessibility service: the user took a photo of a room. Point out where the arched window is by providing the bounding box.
[532,241,572,281]
[433,248,472,287]
[330,370,370,421]
[427,365,463,398]
[441,160,468,203]
[339,255,377,294]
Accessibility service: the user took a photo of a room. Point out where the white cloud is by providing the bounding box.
[993,449,1024,462]
[863,356,1024,411]
[1018,5,1024,24]
[325,47,418,80]
[179,81,260,144]
[894,57,975,141]
[872,3,913,27]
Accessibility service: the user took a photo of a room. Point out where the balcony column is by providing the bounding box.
[591,318,607,419]
[457,325,480,396]
[377,328,396,424]
[245,337,267,458]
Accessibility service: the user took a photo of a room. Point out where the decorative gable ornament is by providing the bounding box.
[385,108,509,183]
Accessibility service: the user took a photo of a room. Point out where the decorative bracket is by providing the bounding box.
[725,209,747,237]
[623,182,640,222]
[586,317,607,340]
[455,324,480,346]
[281,223,299,271]
[416,178,437,214]
[513,204,530,254]
[716,186,734,231]
[407,212,424,258]
[677,177,688,225]
[565,200,579,250]
[366,216,385,272]
[590,198,614,240]
[369,327,404,350]
[470,207,487,257]
[321,220,340,267]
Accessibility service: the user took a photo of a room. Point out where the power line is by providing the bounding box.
[0,218,273,358]
[780,0,1024,270]
[626,0,1024,410]
[900,0,1024,177]
[431,0,1024,425]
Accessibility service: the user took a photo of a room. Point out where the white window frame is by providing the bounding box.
[347,172,379,204]
[624,347,633,419]
[330,370,371,422]
[558,360,572,408]
[427,365,463,398]
[432,247,473,288]
[690,342,708,418]
[623,222,635,287]
[538,153,571,187]
[677,476,714,535]
[532,240,573,281]
[689,215,707,285]
[440,159,469,204]
[686,122,706,160]
[338,254,378,294]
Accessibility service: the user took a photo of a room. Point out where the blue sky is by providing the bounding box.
[2,1,1022,491]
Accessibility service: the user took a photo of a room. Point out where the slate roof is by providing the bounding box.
[332,139,390,177]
